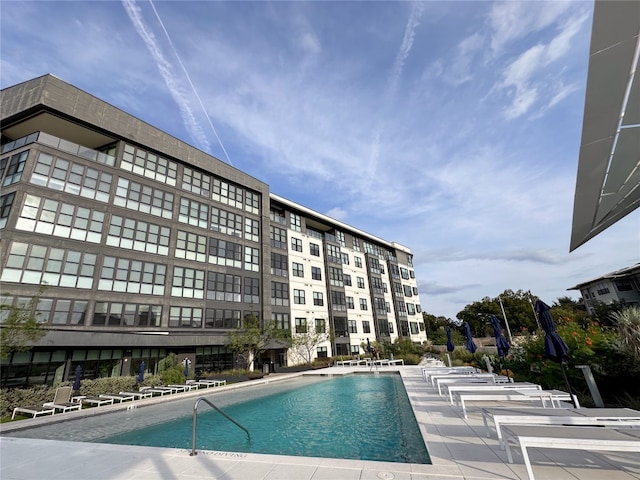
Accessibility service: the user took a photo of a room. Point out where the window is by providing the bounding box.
[31,153,112,203]
[0,150,28,186]
[343,273,352,286]
[362,321,371,334]
[615,279,633,292]
[93,302,160,327]
[388,322,394,334]
[270,208,286,224]
[352,238,361,252]
[416,304,422,313]
[335,231,345,246]
[291,237,302,252]
[175,230,207,262]
[181,166,210,196]
[350,345,360,355]
[244,190,260,215]
[341,253,349,265]
[407,303,416,315]
[369,257,381,274]
[212,178,243,209]
[207,272,242,302]
[293,289,305,304]
[271,252,288,277]
[403,285,413,297]
[171,266,205,298]
[209,238,242,268]
[400,267,410,280]
[313,291,324,306]
[244,246,260,272]
[211,207,242,237]
[292,262,304,277]
[270,225,287,249]
[204,309,241,328]
[326,244,341,264]
[371,277,384,294]
[386,302,391,313]
[374,298,387,315]
[310,243,320,256]
[290,213,302,232]
[243,277,260,304]
[106,215,170,255]
[394,282,403,295]
[122,144,178,186]
[113,178,173,218]
[410,322,419,334]
[346,296,355,309]
[413,286,419,295]
[295,317,307,333]
[0,192,15,229]
[315,318,326,334]
[98,256,165,295]
[169,306,203,328]
[271,282,289,306]
[272,312,290,330]
[410,270,415,279]
[311,266,322,281]
[390,264,400,279]
[328,267,344,287]
[331,291,346,310]
[354,256,362,268]
[359,298,368,310]
[1,242,97,289]
[244,217,259,243]
[357,277,365,289]
[348,320,357,333]
[317,346,328,358]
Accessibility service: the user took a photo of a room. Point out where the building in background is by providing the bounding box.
[569,264,640,315]
[0,75,425,387]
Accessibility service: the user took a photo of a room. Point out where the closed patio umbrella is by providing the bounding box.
[490,315,510,379]
[72,365,82,392]
[137,360,145,384]
[534,299,578,407]
[446,326,455,353]
[464,322,477,354]
[183,358,190,378]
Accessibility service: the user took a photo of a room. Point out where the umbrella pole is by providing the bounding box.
[560,362,578,408]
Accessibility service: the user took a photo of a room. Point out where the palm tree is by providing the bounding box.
[611,306,640,362]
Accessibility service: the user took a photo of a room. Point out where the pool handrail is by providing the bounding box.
[190,397,251,456]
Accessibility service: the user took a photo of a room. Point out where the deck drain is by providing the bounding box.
[377,473,394,479]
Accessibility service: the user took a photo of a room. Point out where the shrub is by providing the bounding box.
[157,353,186,385]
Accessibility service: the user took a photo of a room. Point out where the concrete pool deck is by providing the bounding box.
[1,365,639,480]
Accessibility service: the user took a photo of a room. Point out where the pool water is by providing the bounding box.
[7,374,430,464]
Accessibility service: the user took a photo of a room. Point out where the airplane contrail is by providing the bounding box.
[122,0,219,159]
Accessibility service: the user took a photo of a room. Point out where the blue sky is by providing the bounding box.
[1,1,637,319]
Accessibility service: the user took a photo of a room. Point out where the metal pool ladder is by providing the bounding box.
[190,397,251,456]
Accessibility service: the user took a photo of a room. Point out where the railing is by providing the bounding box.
[190,397,250,456]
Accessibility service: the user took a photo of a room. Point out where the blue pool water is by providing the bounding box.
[8,374,430,464]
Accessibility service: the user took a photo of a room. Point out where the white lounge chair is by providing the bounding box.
[502,424,640,480]
[72,395,114,407]
[443,382,541,404]
[454,389,578,419]
[11,405,56,420]
[99,393,136,403]
[119,391,153,400]
[43,386,82,414]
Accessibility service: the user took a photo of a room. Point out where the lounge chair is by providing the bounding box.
[99,393,135,403]
[119,391,153,400]
[72,395,114,407]
[502,424,640,480]
[43,386,82,414]
[443,382,541,404]
[454,389,577,419]
[11,405,56,420]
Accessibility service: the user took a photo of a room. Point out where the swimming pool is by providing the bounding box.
[6,373,430,464]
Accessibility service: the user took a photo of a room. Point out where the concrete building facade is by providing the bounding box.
[569,263,640,315]
[0,75,426,387]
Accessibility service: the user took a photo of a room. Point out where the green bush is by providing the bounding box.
[158,353,186,385]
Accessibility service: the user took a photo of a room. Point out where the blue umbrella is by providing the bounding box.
[184,358,190,378]
[72,365,82,392]
[446,326,455,353]
[464,322,477,354]
[534,300,569,362]
[490,315,510,358]
[366,338,372,354]
[137,361,145,384]
[534,299,577,407]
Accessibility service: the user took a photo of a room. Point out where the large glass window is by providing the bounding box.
[346,296,355,309]
[244,246,260,272]
[169,306,203,328]
[243,277,260,304]
[295,317,307,333]
[175,230,207,262]
[359,298,368,310]
[212,178,243,209]
[313,292,324,306]
[211,207,243,237]
[291,237,302,252]
[271,282,289,306]
[293,289,305,304]
[310,243,320,256]
[292,262,304,277]
[330,291,346,311]
[0,150,28,186]
[272,312,290,330]
[207,272,242,302]
[107,215,170,255]
[357,276,365,288]
[121,144,178,186]
[348,320,357,334]
[326,244,341,264]
[1,242,96,289]
[343,273,352,286]
[98,256,166,295]
[171,266,205,298]
[179,197,209,229]
[270,225,287,249]
[311,266,322,281]
[0,192,16,229]
[93,302,161,327]
[208,238,242,268]
[205,309,241,329]
[315,318,326,334]
[181,166,210,196]
[244,217,259,243]
[328,267,343,287]
[244,190,260,215]
[271,252,288,277]
[290,213,302,232]
[113,178,173,218]
[31,153,112,202]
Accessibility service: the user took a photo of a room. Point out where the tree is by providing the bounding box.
[157,353,186,385]
[227,313,291,371]
[1,289,47,359]
[289,324,328,365]
[611,306,640,363]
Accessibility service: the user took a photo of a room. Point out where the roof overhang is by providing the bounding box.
[570,0,640,252]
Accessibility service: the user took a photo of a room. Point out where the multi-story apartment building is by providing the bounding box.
[0,75,425,387]
[569,263,640,315]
